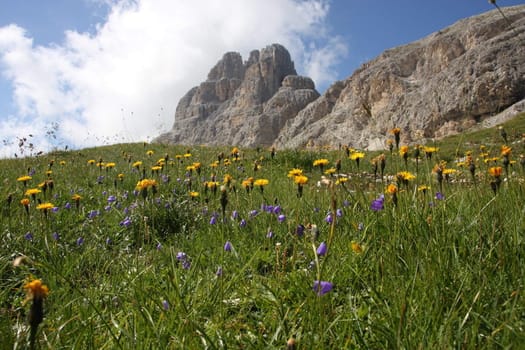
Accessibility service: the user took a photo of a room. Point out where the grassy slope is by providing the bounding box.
[0,114,524,349]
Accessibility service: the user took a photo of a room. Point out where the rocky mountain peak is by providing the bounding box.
[156,5,525,150]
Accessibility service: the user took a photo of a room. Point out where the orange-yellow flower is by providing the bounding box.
[24,278,49,300]
[294,175,308,185]
[313,159,329,167]
[254,179,269,187]
[488,166,503,178]
[17,175,32,183]
[386,184,398,194]
[287,168,303,178]
[36,202,54,211]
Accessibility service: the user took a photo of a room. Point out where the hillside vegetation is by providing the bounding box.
[1,115,524,349]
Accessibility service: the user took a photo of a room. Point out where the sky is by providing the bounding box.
[0,0,522,158]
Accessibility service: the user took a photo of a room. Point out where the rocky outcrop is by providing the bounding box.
[155,44,319,147]
[275,5,525,149]
[156,5,525,149]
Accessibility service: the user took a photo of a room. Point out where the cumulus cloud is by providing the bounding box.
[0,0,347,157]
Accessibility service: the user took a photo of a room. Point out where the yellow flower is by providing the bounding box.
[294,175,308,185]
[231,147,239,155]
[351,241,364,254]
[24,279,49,300]
[313,158,329,167]
[397,171,416,181]
[418,185,430,192]
[87,159,96,165]
[117,173,125,181]
[151,165,162,172]
[442,168,457,175]
[146,150,154,156]
[105,162,116,168]
[287,168,303,178]
[25,188,42,197]
[399,146,409,156]
[136,179,158,191]
[60,160,66,166]
[20,198,30,206]
[17,175,32,183]
[36,202,54,211]
[72,194,82,201]
[189,191,199,198]
[501,145,512,157]
[223,174,233,184]
[423,146,439,155]
[386,184,398,194]
[254,179,269,187]
[335,177,348,185]
[349,152,365,161]
[390,127,401,135]
[324,167,336,175]
[132,161,142,168]
[242,178,254,189]
[488,166,503,178]
[183,153,192,158]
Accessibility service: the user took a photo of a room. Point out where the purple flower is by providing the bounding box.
[435,192,445,200]
[313,207,320,213]
[266,230,274,238]
[296,224,305,237]
[277,214,286,223]
[239,219,247,228]
[343,199,350,207]
[119,216,131,227]
[216,266,223,276]
[107,195,117,203]
[336,208,343,217]
[182,260,191,270]
[325,213,333,224]
[316,242,327,256]
[104,205,112,212]
[106,237,112,245]
[313,280,333,296]
[162,300,169,311]
[224,241,232,252]
[231,210,239,220]
[24,232,33,241]
[88,210,100,219]
[52,232,60,240]
[64,202,72,210]
[370,195,385,211]
[249,210,258,217]
[156,242,162,250]
[97,175,105,184]
[264,205,274,213]
[51,206,59,213]
[176,252,187,261]
[77,237,84,246]
[209,216,217,225]
[273,205,281,214]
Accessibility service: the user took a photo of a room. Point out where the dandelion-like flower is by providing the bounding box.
[24,278,49,347]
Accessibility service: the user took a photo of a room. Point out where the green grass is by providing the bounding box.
[1,116,524,349]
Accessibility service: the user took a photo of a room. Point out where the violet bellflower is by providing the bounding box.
[316,242,328,256]
[370,194,385,211]
[313,280,333,296]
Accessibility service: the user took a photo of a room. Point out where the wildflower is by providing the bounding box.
[25,188,41,200]
[370,195,385,211]
[189,191,199,198]
[296,224,305,237]
[239,219,247,228]
[215,266,223,277]
[351,241,363,254]
[313,280,333,296]
[277,214,286,223]
[418,185,430,195]
[156,242,162,250]
[25,232,33,241]
[399,145,409,165]
[162,300,169,311]
[435,192,445,200]
[325,213,333,224]
[313,158,329,172]
[107,195,117,203]
[224,241,232,252]
[266,230,274,238]
[287,168,303,178]
[17,175,32,186]
[119,217,132,227]
[87,210,99,219]
[390,127,401,149]
[316,242,327,256]
[77,237,84,246]
[24,278,49,347]
[488,166,503,194]
[36,202,54,217]
[132,161,142,169]
[21,198,30,214]
[87,159,96,165]
[423,146,439,160]
[349,151,365,169]
[294,175,308,197]
[52,232,60,240]
[336,208,343,217]
[209,216,217,225]
[324,167,336,175]
[254,178,269,193]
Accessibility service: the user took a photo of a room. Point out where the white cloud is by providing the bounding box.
[0,0,347,158]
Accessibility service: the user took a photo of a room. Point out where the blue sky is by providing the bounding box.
[0,0,522,157]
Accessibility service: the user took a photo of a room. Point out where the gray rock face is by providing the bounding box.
[155,44,319,147]
[156,5,525,149]
[275,5,525,149]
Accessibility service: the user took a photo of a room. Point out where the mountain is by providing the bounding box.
[155,5,525,149]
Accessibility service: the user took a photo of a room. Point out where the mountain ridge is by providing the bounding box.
[155,5,525,149]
